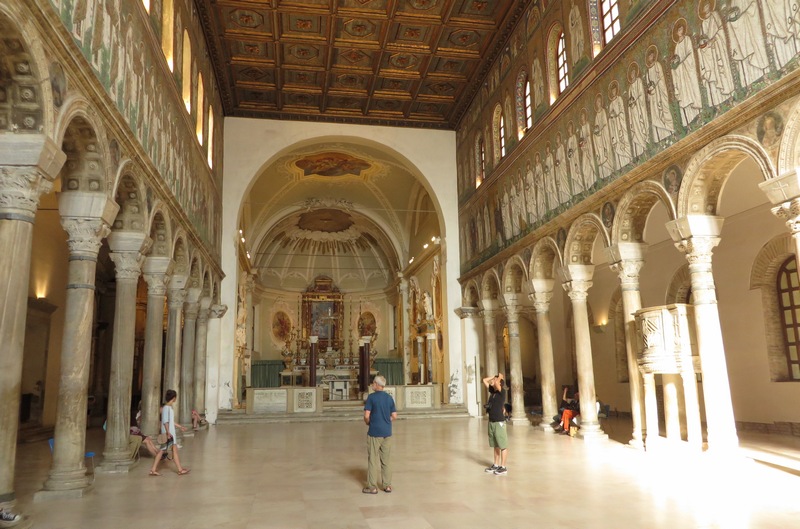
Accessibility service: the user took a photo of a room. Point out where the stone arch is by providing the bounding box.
[502,254,528,294]
[462,279,481,307]
[187,254,203,291]
[564,213,610,265]
[147,202,173,258]
[665,263,692,305]
[530,236,563,281]
[750,234,794,381]
[750,233,793,289]
[111,163,148,234]
[777,95,800,176]
[171,232,191,278]
[611,180,677,245]
[202,269,213,298]
[480,269,501,301]
[677,135,776,218]
[55,102,111,195]
[0,3,53,136]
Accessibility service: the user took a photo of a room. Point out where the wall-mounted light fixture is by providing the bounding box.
[592,320,608,334]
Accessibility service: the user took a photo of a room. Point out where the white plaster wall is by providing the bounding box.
[221,118,461,410]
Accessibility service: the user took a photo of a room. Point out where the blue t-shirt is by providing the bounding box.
[364,391,396,438]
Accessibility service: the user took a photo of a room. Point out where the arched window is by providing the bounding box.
[514,70,533,138]
[196,74,205,144]
[207,106,215,168]
[499,115,506,158]
[557,32,569,94]
[478,138,486,187]
[142,0,151,13]
[162,0,175,71]
[600,0,621,45]
[182,30,192,112]
[778,257,800,380]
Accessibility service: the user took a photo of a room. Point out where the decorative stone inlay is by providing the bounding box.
[61,217,111,257]
[405,386,432,408]
[294,389,315,411]
[253,389,287,413]
[0,166,53,220]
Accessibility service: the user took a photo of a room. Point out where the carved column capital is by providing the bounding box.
[609,259,645,290]
[144,271,171,296]
[504,303,520,323]
[481,309,497,321]
[530,291,553,313]
[184,302,200,320]
[209,304,228,319]
[771,199,800,235]
[0,166,54,222]
[563,279,592,302]
[61,217,111,258]
[110,251,145,281]
[673,236,720,265]
[455,307,481,319]
[197,308,210,325]
[167,288,187,309]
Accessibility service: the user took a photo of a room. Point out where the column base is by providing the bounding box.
[627,437,645,450]
[97,457,139,474]
[510,415,529,426]
[34,484,92,502]
[181,430,195,438]
[576,423,608,442]
[538,423,558,433]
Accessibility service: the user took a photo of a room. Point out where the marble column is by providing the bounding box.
[193,298,211,414]
[164,282,186,396]
[642,372,661,449]
[531,284,558,432]
[39,192,118,499]
[455,307,482,417]
[100,234,149,471]
[662,374,682,441]
[0,136,64,509]
[667,216,738,452]
[479,302,500,383]
[416,335,425,384]
[141,258,172,437]
[425,333,435,385]
[244,274,255,388]
[180,292,200,426]
[562,265,605,440]
[503,298,527,424]
[681,367,703,448]
[399,276,412,384]
[204,304,227,424]
[606,244,647,448]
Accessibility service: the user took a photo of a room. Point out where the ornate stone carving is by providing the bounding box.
[673,236,720,305]
[531,291,552,313]
[609,259,645,290]
[302,197,353,211]
[109,251,145,281]
[144,272,170,296]
[673,236,719,265]
[563,279,592,301]
[61,217,111,257]
[771,199,800,234]
[454,307,480,319]
[0,166,54,220]
[167,288,187,309]
[209,304,228,319]
[184,302,200,320]
[197,308,210,325]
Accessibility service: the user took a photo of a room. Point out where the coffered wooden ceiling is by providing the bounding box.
[197,0,527,129]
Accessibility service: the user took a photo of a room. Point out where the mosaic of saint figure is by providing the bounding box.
[645,45,675,143]
[566,120,585,194]
[727,0,770,86]
[569,0,585,65]
[761,0,800,69]
[544,141,557,208]
[592,94,614,180]
[697,0,735,106]
[483,203,492,248]
[501,185,512,241]
[532,57,545,109]
[515,171,528,231]
[627,61,650,159]
[554,131,571,204]
[525,161,537,223]
[534,151,547,214]
[671,18,703,126]
[578,108,597,186]
[608,81,632,169]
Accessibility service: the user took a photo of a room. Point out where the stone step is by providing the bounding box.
[215,405,471,425]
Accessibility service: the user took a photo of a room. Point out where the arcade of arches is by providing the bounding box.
[3,0,800,525]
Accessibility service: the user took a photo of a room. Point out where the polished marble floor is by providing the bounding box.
[12,417,800,529]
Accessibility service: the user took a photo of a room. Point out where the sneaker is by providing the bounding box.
[0,509,21,526]
[493,466,508,475]
[484,464,499,473]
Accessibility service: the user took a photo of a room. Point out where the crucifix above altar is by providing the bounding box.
[301,276,344,352]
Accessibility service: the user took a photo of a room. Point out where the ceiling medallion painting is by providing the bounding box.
[197,0,527,128]
[295,152,371,177]
[297,209,354,233]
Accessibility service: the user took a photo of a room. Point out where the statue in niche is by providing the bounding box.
[761,0,800,70]
[578,108,597,186]
[726,0,769,87]
[697,0,735,107]
[422,291,433,321]
[670,18,702,127]
[554,131,571,204]
[645,45,675,143]
[566,121,584,194]
[627,61,650,159]
[608,80,632,170]
[569,0,585,65]
[592,94,614,180]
